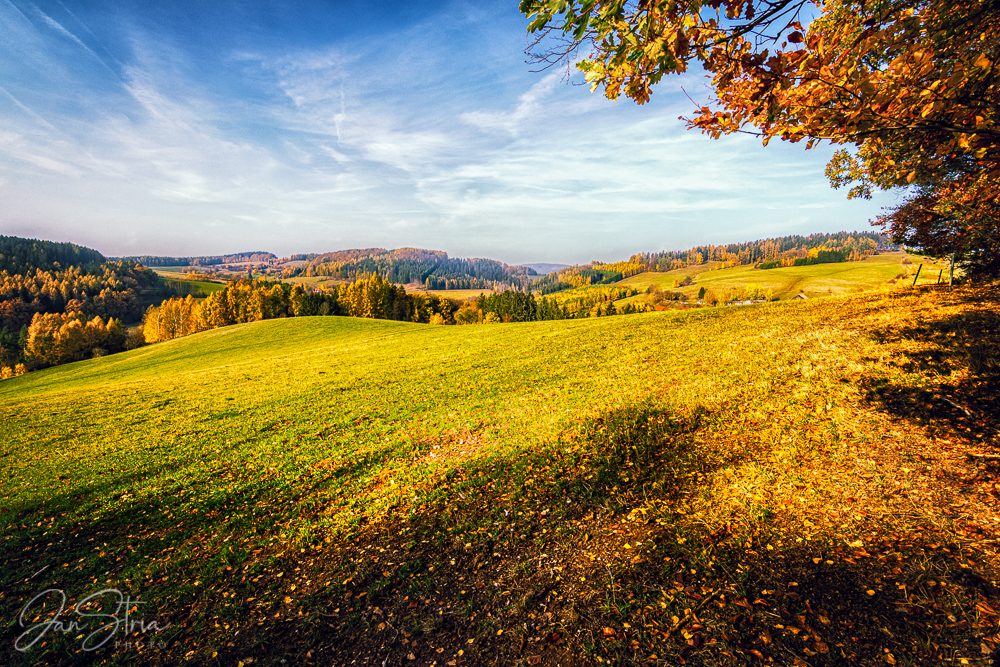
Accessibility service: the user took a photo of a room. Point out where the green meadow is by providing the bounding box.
[157,277,227,298]
[2,285,998,665]
[153,270,227,299]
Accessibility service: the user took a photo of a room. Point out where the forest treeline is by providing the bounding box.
[0,235,106,274]
[288,247,534,290]
[116,252,277,267]
[632,231,880,272]
[142,274,647,344]
[144,275,456,341]
[541,285,651,315]
[756,247,856,270]
[0,262,156,330]
[0,237,160,377]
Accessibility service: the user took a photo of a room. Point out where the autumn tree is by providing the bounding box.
[337,273,401,320]
[522,0,1000,275]
[455,301,482,324]
[25,312,125,366]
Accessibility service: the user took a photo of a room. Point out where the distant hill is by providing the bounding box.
[294,247,532,290]
[531,231,883,295]
[614,251,947,304]
[520,263,569,275]
[115,252,277,267]
[632,230,880,271]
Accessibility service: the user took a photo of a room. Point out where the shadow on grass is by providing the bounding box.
[4,397,998,666]
[860,285,1000,444]
[0,458,310,666]
[198,402,997,666]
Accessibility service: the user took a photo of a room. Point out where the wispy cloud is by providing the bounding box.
[0,83,63,135]
[460,72,561,136]
[0,1,895,262]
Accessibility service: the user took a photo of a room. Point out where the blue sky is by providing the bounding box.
[0,0,898,265]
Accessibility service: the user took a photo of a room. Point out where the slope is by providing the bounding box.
[2,286,999,666]
[616,252,952,303]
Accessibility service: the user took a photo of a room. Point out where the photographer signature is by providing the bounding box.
[16,588,170,652]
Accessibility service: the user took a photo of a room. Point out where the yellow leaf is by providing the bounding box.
[906,171,916,183]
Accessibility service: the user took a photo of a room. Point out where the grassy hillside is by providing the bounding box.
[616,252,952,304]
[155,275,227,298]
[2,285,998,666]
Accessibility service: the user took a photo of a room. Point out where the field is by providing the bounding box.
[150,267,196,275]
[279,275,347,289]
[402,285,493,300]
[155,276,227,298]
[615,252,953,305]
[152,269,227,294]
[2,285,999,665]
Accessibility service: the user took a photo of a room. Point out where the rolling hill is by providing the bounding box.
[2,284,998,665]
[604,252,951,308]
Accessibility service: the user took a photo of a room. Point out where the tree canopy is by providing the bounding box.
[521,0,999,276]
[0,235,105,274]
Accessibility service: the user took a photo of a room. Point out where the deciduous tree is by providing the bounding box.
[522,0,1000,275]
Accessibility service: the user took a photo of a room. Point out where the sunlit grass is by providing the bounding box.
[2,283,997,665]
